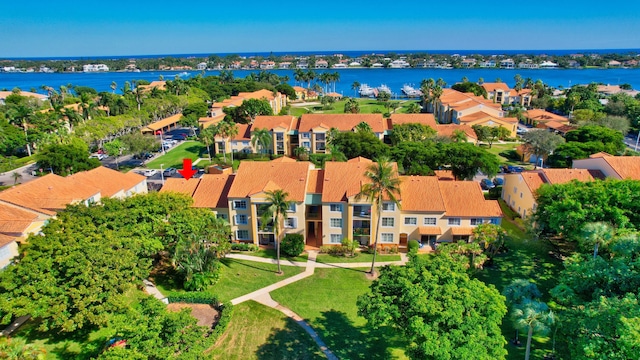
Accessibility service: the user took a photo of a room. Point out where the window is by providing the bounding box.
[330,218,342,228]
[382,217,394,227]
[520,192,523,198]
[233,200,247,210]
[302,141,311,148]
[243,141,249,146]
[235,214,248,225]
[301,133,310,139]
[470,218,483,226]
[330,204,342,212]
[236,230,249,240]
[424,217,437,225]
[382,202,395,211]
[380,233,394,243]
[288,203,296,212]
[330,234,342,244]
[316,133,326,141]
[285,217,297,229]
[404,217,417,225]
[490,218,500,225]
[513,186,517,194]
[448,218,461,226]
[216,213,228,220]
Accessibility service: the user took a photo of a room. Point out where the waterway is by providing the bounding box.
[1,68,639,97]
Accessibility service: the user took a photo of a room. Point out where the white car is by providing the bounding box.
[90,153,107,160]
[143,169,158,177]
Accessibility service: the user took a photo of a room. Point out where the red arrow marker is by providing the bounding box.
[178,158,197,180]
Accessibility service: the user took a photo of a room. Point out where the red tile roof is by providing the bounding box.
[298,114,386,133]
[229,160,311,201]
[69,166,145,198]
[438,181,502,217]
[399,176,445,211]
[0,203,39,234]
[253,116,297,131]
[193,174,234,208]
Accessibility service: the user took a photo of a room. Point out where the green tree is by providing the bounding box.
[451,82,488,97]
[355,157,401,274]
[275,83,296,100]
[226,98,273,124]
[580,221,614,259]
[11,171,22,185]
[251,127,272,156]
[36,137,101,175]
[446,142,500,180]
[472,223,506,258]
[512,301,554,360]
[357,254,507,359]
[199,125,218,162]
[330,131,389,160]
[216,120,239,164]
[120,132,159,158]
[344,98,360,114]
[354,121,373,134]
[104,138,126,169]
[406,102,421,114]
[351,81,360,97]
[503,279,542,345]
[390,123,436,145]
[260,189,293,274]
[0,337,46,360]
[521,129,565,168]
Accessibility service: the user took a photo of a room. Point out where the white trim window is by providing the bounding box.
[330,218,342,228]
[381,217,395,227]
[236,230,249,240]
[330,234,342,244]
[490,218,500,225]
[470,218,484,226]
[216,213,228,220]
[404,217,417,225]
[288,203,296,212]
[285,217,298,229]
[448,218,461,226]
[233,200,247,210]
[234,214,248,225]
[382,202,395,211]
[380,233,394,243]
[424,217,437,225]
[330,204,342,212]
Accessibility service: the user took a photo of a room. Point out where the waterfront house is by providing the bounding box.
[499,59,515,69]
[297,114,386,154]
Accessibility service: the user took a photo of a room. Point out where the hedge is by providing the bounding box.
[167,292,218,305]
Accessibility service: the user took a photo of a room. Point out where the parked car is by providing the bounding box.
[143,169,158,177]
[480,178,495,190]
[163,167,176,176]
[507,165,525,173]
[493,177,504,186]
[90,153,107,160]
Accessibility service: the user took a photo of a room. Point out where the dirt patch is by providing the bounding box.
[167,303,220,328]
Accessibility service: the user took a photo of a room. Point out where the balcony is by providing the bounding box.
[257,219,274,233]
[353,205,371,218]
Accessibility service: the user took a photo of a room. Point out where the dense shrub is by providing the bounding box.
[408,239,420,253]
[231,243,259,252]
[281,234,305,257]
[341,238,357,257]
[168,292,218,305]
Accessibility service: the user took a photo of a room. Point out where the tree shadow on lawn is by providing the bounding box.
[220,258,280,273]
[15,319,107,360]
[313,310,404,360]
[255,320,326,360]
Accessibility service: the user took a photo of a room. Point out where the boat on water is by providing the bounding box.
[377,84,392,94]
[401,84,423,97]
[359,84,375,97]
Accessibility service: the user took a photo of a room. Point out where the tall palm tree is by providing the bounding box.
[581,222,614,259]
[260,189,293,274]
[354,121,373,133]
[355,157,401,275]
[199,126,218,161]
[12,172,22,185]
[216,121,239,165]
[503,279,542,345]
[251,128,272,157]
[512,301,554,360]
[351,81,361,97]
[332,72,340,93]
[7,104,33,156]
[110,81,117,94]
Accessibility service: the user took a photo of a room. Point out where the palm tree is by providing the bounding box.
[12,172,22,185]
[260,189,293,274]
[512,301,554,360]
[251,128,272,157]
[344,98,360,114]
[332,72,340,93]
[581,222,614,259]
[216,121,239,165]
[351,81,361,97]
[503,279,542,345]
[293,146,310,161]
[7,104,33,156]
[354,121,373,133]
[78,92,95,121]
[110,81,117,94]
[355,157,401,275]
[199,126,218,161]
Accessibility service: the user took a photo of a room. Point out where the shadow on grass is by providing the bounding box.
[14,319,107,360]
[221,258,278,273]
[255,320,326,360]
[313,310,403,360]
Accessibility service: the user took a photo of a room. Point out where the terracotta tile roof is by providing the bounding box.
[193,174,234,208]
[451,227,475,235]
[0,203,39,234]
[142,114,183,132]
[419,226,442,235]
[434,170,456,181]
[436,124,478,139]
[238,89,278,101]
[69,166,145,198]
[229,160,311,201]
[253,116,297,131]
[438,181,502,217]
[481,82,512,93]
[159,178,201,197]
[519,168,603,193]
[0,91,47,100]
[399,176,445,212]
[298,114,386,133]
[0,174,100,215]
[322,160,373,202]
[599,156,640,180]
[231,124,251,141]
[525,109,568,123]
[388,114,437,129]
[198,115,225,128]
[307,170,324,193]
[519,172,546,194]
[293,86,306,92]
[270,156,297,163]
[439,89,502,111]
[325,92,343,98]
[0,233,16,248]
[589,152,613,158]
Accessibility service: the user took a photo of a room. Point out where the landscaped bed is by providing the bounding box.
[166,303,220,328]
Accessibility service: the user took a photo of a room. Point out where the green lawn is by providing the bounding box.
[290,98,420,116]
[209,301,326,359]
[315,253,401,264]
[231,248,308,263]
[474,220,564,360]
[271,268,408,360]
[155,258,306,302]
[145,141,208,169]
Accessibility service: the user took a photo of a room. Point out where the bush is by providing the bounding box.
[210,302,233,338]
[408,239,420,253]
[499,149,522,161]
[231,243,259,252]
[168,292,219,305]
[281,234,305,257]
[341,238,357,257]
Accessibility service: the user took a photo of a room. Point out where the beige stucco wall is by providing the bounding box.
[573,158,620,179]
[501,174,537,218]
[0,241,19,269]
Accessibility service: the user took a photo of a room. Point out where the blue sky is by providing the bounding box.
[2,1,640,57]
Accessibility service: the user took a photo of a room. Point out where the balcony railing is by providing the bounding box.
[354,206,371,218]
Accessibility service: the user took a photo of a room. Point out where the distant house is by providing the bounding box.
[0,91,48,105]
[461,59,476,68]
[315,60,329,69]
[608,60,622,67]
[539,61,559,69]
[196,62,207,70]
[499,59,515,69]
[83,64,109,72]
[279,62,292,69]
